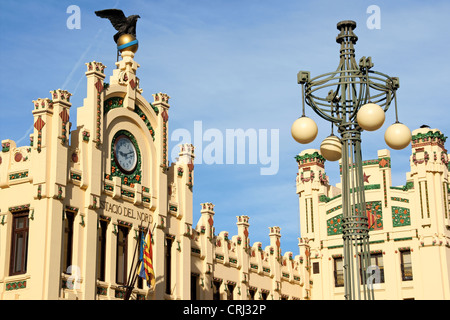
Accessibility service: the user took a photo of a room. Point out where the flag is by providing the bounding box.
[137,228,155,288]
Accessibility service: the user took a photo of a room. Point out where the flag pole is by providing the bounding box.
[123,219,151,300]
[128,221,154,297]
[122,220,144,300]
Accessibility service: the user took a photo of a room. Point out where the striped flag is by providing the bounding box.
[137,228,155,288]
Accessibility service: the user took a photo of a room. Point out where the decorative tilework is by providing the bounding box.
[9,171,29,180]
[320,194,342,203]
[115,289,125,299]
[143,196,151,203]
[70,172,82,181]
[326,201,383,235]
[295,152,325,167]
[378,157,391,168]
[65,205,79,213]
[425,181,430,218]
[365,201,383,231]
[96,286,107,295]
[117,220,132,227]
[121,189,135,198]
[444,182,449,219]
[327,214,343,236]
[392,206,411,227]
[5,280,27,291]
[418,182,424,219]
[391,197,409,203]
[412,130,447,145]
[382,170,387,207]
[326,204,342,214]
[135,104,156,141]
[9,204,30,212]
[2,142,11,152]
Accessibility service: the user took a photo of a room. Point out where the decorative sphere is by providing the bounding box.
[356,103,385,131]
[117,34,139,53]
[291,116,318,144]
[320,135,342,161]
[384,122,411,150]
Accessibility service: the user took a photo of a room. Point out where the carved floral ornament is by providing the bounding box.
[51,89,72,102]
[86,61,106,74]
[2,142,10,152]
[201,203,215,211]
[153,92,170,104]
[34,98,52,110]
[295,153,326,171]
[412,130,447,145]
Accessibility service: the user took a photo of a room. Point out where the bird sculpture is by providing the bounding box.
[95,9,140,43]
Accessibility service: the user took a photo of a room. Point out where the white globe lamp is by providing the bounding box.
[356,103,385,131]
[291,116,318,144]
[320,135,342,161]
[384,122,411,150]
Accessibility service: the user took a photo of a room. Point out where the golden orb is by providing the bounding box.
[356,103,385,131]
[117,34,139,53]
[384,122,411,150]
[320,135,342,161]
[291,116,318,144]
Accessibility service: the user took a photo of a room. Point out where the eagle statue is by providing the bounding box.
[95,9,140,43]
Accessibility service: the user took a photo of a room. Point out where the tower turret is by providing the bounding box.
[296,149,329,241]
[409,127,449,232]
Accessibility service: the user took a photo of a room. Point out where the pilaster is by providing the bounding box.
[152,93,171,172]
[268,226,281,300]
[199,203,215,300]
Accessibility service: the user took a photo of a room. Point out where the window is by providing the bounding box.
[261,291,268,300]
[400,250,413,281]
[97,220,108,281]
[63,212,75,274]
[369,253,385,283]
[10,212,29,276]
[116,226,129,285]
[358,252,385,285]
[226,283,235,300]
[333,257,344,287]
[165,237,173,295]
[313,262,320,274]
[213,280,221,300]
[248,288,256,300]
[191,274,198,300]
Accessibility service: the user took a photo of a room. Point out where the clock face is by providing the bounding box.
[114,135,137,174]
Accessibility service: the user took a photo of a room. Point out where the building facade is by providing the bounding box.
[2,41,449,301]
[0,51,306,300]
[296,127,450,299]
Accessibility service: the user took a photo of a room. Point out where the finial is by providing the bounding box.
[336,20,358,44]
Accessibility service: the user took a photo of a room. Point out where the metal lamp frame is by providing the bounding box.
[297,20,399,300]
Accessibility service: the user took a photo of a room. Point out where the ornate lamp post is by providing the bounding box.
[291,20,411,300]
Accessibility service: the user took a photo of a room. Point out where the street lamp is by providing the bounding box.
[291,20,411,300]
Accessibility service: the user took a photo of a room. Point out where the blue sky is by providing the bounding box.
[1,0,449,255]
